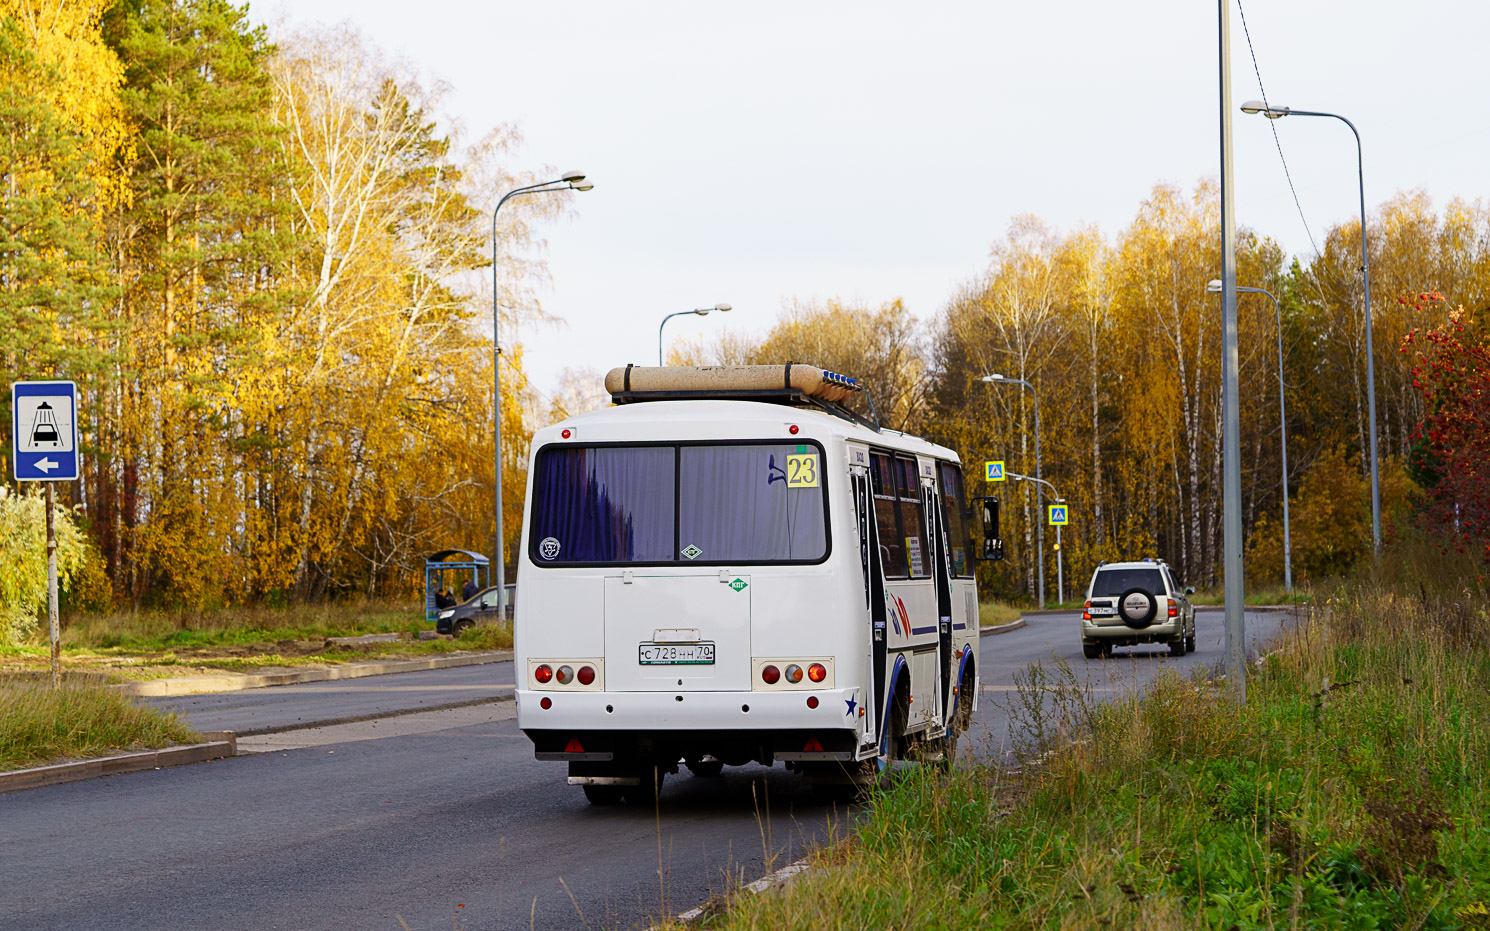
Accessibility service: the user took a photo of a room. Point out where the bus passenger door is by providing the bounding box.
[851,466,885,754]
[924,477,955,728]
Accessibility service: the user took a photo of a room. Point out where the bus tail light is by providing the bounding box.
[807,663,827,683]
[784,664,803,684]
[556,665,574,685]
[577,665,595,685]
[761,665,781,685]
[540,697,552,709]
[806,696,819,709]
[534,664,553,684]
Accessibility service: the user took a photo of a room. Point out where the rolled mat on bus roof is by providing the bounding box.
[603,364,860,403]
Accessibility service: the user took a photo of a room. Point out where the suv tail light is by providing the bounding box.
[1168,605,1178,618]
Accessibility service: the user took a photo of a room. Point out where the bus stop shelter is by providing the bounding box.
[424,550,490,622]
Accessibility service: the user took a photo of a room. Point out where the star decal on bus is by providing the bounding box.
[844,694,858,717]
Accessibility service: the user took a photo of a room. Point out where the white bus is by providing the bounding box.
[513,365,993,803]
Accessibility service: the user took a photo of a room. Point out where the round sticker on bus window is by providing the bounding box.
[539,537,561,560]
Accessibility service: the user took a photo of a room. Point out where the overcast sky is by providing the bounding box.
[258,0,1490,398]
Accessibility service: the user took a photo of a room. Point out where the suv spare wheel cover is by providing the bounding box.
[1118,588,1157,628]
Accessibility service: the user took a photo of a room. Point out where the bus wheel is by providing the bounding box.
[685,759,724,778]
[582,784,624,805]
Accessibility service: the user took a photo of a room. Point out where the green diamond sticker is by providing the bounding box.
[681,544,703,560]
[729,578,748,592]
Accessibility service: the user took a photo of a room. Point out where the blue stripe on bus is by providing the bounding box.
[911,626,936,635]
[953,623,966,630]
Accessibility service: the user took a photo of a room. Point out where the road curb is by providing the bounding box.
[108,650,513,697]
[657,857,811,929]
[980,618,1027,636]
[236,693,515,737]
[0,731,237,795]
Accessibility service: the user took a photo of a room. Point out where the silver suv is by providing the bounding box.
[1080,559,1195,658]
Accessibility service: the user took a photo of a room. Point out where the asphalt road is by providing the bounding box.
[0,607,1295,931]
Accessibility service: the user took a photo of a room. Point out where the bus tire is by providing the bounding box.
[582,784,625,805]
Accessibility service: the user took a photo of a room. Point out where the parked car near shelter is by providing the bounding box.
[436,584,516,635]
[1079,559,1195,658]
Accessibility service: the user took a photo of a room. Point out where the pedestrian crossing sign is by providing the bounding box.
[1048,505,1069,526]
[984,461,1005,482]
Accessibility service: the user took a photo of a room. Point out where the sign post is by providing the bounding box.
[12,381,79,688]
[1048,504,1070,605]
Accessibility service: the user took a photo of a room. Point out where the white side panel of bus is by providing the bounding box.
[518,574,605,659]
[603,574,751,691]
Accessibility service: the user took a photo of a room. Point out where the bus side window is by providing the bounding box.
[895,456,930,578]
[869,452,907,579]
[938,462,971,578]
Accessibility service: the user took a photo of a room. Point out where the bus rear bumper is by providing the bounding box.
[517,686,861,732]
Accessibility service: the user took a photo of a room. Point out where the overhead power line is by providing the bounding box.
[1235,0,1321,258]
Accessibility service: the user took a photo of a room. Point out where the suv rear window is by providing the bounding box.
[1090,568,1166,597]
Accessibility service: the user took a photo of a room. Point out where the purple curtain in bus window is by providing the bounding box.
[531,447,675,562]
[678,445,826,562]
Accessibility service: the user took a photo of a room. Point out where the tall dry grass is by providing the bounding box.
[696,540,1490,929]
[0,676,200,771]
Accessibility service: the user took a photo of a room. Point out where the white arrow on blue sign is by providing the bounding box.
[12,380,79,482]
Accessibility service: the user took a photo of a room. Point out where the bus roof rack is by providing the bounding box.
[604,364,880,431]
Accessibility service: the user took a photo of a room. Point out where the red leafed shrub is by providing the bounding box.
[1404,300,1490,560]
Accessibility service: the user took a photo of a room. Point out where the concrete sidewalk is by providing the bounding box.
[110,650,513,697]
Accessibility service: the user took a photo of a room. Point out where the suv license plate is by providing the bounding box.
[1088,607,1116,616]
[639,642,715,665]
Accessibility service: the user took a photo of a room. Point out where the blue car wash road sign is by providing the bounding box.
[12,380,79,482]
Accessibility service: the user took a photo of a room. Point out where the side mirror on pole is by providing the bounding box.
[974,496,1004,562]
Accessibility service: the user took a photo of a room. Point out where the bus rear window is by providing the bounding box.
[529,443,828,565]
[528,446,675,562]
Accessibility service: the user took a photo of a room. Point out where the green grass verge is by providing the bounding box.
[0,676,200,772]
[979,600,1023,627]
[699,571,1490,928]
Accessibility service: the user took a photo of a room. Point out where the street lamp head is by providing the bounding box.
[570,179,594,191]
[714,303,732,312]
[1240,100,1288,119]
[559,170,586,182]
[981,373,1004,383]
[1206,279,1223,293]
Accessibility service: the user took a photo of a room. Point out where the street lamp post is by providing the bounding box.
[492,171,593,620]
[1240,100,1380,553]
[1209,279,1292,592]
[1009,472,1063,604]
[658,304,731,365]
[982,374,1044,608]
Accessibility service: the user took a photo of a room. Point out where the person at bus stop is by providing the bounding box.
[435,588,454,610]
[462,578,478,602]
